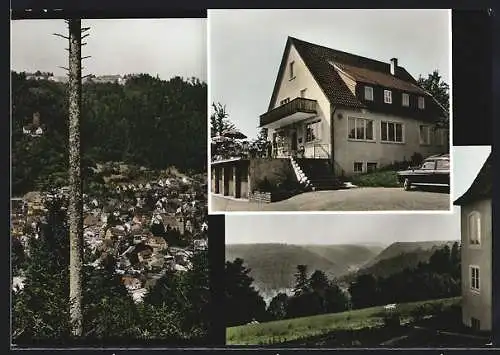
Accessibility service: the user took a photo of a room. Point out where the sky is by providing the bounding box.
[11,19,207,82]
[226,145,490,246]
[225,213,460,246]
[209,9,451,139]
[452,145,491,200]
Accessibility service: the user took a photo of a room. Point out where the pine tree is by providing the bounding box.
[293,264,309,296]
[267,292,289,320]
[12,198,71,344]
[67,18,84,337]
[225,258,267,326]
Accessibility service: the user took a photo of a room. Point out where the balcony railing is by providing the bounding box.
[260,97,318,127]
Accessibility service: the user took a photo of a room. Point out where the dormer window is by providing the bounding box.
[384,90,392,104]
[402,93,409,107]
[364,86,373,101]
[289,61,295,80]
[418,96,425,109]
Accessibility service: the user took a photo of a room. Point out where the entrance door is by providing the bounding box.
[291,130,298,155]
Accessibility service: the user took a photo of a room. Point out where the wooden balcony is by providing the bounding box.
[260,97,318,128]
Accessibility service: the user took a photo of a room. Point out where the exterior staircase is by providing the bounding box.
[291,158,344,191]
[290,157,312,190]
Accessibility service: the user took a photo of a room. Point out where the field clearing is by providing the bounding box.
[226,297,460,345]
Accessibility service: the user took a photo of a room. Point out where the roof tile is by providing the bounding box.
[454,153,492,205]
[269,37,446,120]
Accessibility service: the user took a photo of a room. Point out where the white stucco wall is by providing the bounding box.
[264,44,448,168]
[460,198,492,331]
[267,44,331,158]
[333,108,448,175]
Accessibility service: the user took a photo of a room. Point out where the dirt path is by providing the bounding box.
[211,187,450,212]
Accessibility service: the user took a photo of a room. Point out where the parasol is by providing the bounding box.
[211,135,232,143]
[221,129,247,140]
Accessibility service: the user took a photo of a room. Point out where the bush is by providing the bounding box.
[410,305,427,322]
[255,177,273,192]
[428,301,444,314]
[382,311,401,327]
[254,174,302,194]
[350,171,400,188]
[378,160,411,172]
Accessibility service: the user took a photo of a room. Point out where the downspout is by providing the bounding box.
[330,105,337,175]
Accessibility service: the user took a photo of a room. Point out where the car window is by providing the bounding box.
[436,159,450,170]
[420,160,436,170]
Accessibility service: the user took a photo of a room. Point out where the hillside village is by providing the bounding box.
[11,170,208,303]
[25,71,131,85]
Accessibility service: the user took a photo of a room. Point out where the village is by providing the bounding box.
[11,170,209,303]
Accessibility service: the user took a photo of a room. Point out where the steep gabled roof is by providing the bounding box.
[267,36,445,119]
[454,153,492,206]
[334,62,426,95]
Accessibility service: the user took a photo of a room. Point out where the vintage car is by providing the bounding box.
[396,154,450,191]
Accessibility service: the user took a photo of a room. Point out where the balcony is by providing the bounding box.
[260,97,318,128]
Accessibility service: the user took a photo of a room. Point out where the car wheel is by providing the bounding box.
[403,178,411,191]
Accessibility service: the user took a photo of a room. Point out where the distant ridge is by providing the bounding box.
[361,240,458,269]
[226,241,460,291]
[225,243,383,292]
[338,240,461,281]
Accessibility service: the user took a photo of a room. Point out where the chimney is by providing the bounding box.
[390,58,398,76]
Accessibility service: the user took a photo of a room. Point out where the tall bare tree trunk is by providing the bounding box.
[68,18,84,337]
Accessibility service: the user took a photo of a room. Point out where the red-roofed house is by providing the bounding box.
[211,36,449,198]
[262,37,448,174]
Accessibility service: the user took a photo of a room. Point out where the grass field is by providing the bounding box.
[226,297,461,345]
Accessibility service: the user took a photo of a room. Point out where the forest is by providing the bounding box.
[225,242,461,327]
[12,71,207,196]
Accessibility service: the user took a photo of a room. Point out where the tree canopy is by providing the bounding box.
[417,70,450,125]
[12,72,207,196]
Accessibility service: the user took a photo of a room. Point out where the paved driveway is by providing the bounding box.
[210,187,450,212]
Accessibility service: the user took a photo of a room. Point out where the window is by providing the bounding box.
[280,98,290,105]
[300,88,307,98]
[289,61,295,80]
[418,96,425,109]
[348,117,374,141]
[420,160,436,170]
[384,90,392,104]
[470,266,480,291]
[367,162,377,172]
[436,159,450,170]
[468,212,481,245]
[381,121,404,143]
[364,86,374,101]
[419,125,431,145]
[353,162,363,173]
[402,93,410,107]
[305,120,321,143]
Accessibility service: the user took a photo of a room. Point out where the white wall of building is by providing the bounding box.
[460,198,492,331]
